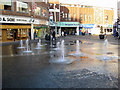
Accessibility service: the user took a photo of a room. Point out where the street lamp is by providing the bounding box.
[53,0,57,36]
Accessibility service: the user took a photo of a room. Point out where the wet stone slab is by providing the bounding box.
[49,69,118,88]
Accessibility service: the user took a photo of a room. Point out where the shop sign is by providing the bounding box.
[0,17,15,22]
[0,15,40,24]
[109,25,113,28]
[57,22,79,27]
[80,24,94,28]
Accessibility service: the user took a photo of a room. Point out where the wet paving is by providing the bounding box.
[1,35,119,88]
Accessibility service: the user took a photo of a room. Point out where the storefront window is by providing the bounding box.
[7,29,13,39]
[16,1,28,13]
[17,29,28,38]
[0,0,12,10]
[110,29,112,32]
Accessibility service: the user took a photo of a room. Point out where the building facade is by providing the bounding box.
[0,0,49,42]
[49,0,114,36]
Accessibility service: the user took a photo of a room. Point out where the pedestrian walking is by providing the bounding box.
[34,30,37,40]
[14,30,16,41]
[62,31,64,36]
[116,31,119,38]
[52,30,56,41]
[113,28,116,37]
[64,30,66,36]
[82,27,85,36]
[29,30,31,40]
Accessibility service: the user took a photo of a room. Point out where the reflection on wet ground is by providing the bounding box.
[2,36,119,88]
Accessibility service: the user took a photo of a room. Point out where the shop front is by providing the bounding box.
[33,25,49,39]
[0,15,43,42]
[104,25,113,34]
[1,24,31,42]
[57,22,80,36]
[80,24,95,35]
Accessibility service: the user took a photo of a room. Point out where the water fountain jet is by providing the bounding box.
[17,40,25,49]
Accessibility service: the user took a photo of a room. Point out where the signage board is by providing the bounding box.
[0,15,47,25]
[57,22,79,27]
[80,24,94,28]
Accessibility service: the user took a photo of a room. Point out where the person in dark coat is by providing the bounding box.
[116,31,119,38]
[64,30,66,36]
[52,30,56,41]
[29,30,31,40]
[14,30,16,41]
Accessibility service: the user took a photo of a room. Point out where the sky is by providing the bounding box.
[60,0,117,8]
[60,0,118,20]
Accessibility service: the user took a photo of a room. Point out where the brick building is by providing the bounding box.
[0,0,49,42]
[49,0,114,36]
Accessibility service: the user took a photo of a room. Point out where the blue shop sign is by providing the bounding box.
[80,24,94,28]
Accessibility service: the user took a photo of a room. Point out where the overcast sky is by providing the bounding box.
[60,0,118,20]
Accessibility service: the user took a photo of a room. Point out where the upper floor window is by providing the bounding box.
[68,13,71,21]
[80,14,82,21]
[88,15,89,21]
[43,8,48,17]
[105,15,108,24]
[0,0,12,10]
[84,14,87,21]
[73,13,75,21]
[65,13,67,21]
[16,1,28,13]
[35,7,41,16]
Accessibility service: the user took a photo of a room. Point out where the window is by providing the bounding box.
[105,15,108,24]
[84,14,87,21]
[80,14,82,21]
[62,13,64,20]
[88,15,89,21]
[112,16,114,21]
[73,13,75,21]
[35,7,41,16]
[65,13,67,21]
[16,1,28,13]
[68,13,71,21]
[89,15,91,21]
[43,8,47,17]
[0,0,12,10]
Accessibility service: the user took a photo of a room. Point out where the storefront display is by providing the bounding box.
[7,29,13,39]
[18,29,29,38]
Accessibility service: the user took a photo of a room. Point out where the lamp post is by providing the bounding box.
[54,0,57,36]
[59,3,61,36]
